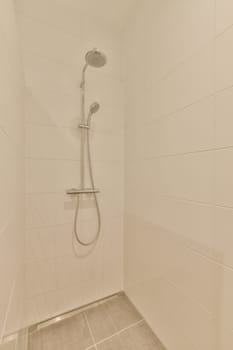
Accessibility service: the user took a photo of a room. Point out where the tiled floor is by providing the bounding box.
[28,293,166,350]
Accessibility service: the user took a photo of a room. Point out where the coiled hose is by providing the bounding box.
[73,125,101,246]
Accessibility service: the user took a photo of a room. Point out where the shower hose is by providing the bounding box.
[73,125,101,246]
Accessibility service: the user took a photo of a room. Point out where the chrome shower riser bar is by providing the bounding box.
[66,49,106,246]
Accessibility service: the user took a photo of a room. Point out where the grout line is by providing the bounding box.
[128,191,233,214]
[132,83,233,133]
[0,280,17,340]
[145,93,215,127]
[158,194,233,212]
[95,319,144,347]
[25,157,123,163]
[25,121,124,136]
[83,312,97,350]
[215,82,233,94]
[126,188,233,213]
[85,319,144,350]
[24,214,122,232]
[145,28,233,97]
[127,143,233,162]
[163,276,215,320]
[25,157,122,163]
[128,82,233,143]
[215,22,233,39]
[0,125,24,151]
[146,39,215,94]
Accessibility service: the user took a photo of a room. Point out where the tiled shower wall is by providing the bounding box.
[0,0,24,339]
[124,0,233,349]
[16,0,124,326]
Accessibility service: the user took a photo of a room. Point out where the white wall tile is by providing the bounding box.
[145,0,215,86]
[159,234,222,317]
[153,44,215,118]
[124,0,233,348]
[25,87,79,129]
[23,54,79,93]
[25,227,55,262]
[215,87,233,147]
[0,340,16,350]
[19,16,82,66]
[25,159,79,193]
[153,197,214,258]
[215,148,233,208]
[0,0,25,337]
[90,131,124,162]
[216,26,233,91]
[25,260,57,298]
[160,152,214,203]
[25,193,74,228]
[102,216,123,295]
[19,2,124,326]
[216,0,233,35]
[25,124,80,160]
[214,206,233,269]
[16,0,82,36]
[54,255,82,290]
[130,95,215,160]
[158,96,215,155]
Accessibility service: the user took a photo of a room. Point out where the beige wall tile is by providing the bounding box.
[19,1,124,326]
[124,0,233,349]
[216,0,233,35]
[215,87,233,147]
[216,26,233,91]
[0,0,25,337]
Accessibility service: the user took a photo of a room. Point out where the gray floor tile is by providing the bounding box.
[28,331,44,350]
[97,336,123,350]
[85,303,117,343]
[120,321,165,350]
[62,313,93,346]
[63,341,94,350]
[97,322,165,350]
[28,296,165,350]
[28,312,93,350]
[105,294,142,331]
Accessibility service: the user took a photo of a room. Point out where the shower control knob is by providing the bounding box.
[66,188,100,195]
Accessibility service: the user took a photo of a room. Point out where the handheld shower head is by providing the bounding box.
[89,102,100,115]
[87,102,100,126]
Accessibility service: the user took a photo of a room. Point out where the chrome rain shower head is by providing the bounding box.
[85,49,107,68]
[80,49,107,88]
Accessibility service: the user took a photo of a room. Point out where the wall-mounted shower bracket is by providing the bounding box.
[79,124,89,129]
[66,188,100,195]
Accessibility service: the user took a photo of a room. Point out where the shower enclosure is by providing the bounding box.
[18,0,125,334]
[1,0,233,349]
